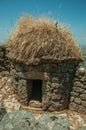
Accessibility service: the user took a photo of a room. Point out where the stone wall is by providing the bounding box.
[69,67,86,114]
[42,63,76,111]
[11,62,77,111]
[10,63,31,106]
[0,45,10,73]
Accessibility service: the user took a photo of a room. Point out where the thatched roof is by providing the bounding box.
[7,15,83,65]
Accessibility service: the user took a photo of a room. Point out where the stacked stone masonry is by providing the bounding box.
[10,62,77,111]
[42,63,76,111]
[69,67,86,114]
[0,45,86,114]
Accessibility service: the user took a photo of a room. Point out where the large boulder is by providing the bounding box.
[0,110,70,130]
[0,103,6,121]
[0,110,38,130]
[38,114,70,130]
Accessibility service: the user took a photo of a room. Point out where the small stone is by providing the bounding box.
[83,90,86,94]
[74,98,81,105]
[53,89,59,93]
[47,81,51,86]
[48,102,62,111]
[80,94,86,100]
[29,100,42,108]
[74,81,84,88]
[52,93,61,100]
[18,72,24,77]
[83,82,86,85]
[2,71,9,76]
[1,76,8,82]
[60,100,64,103]
[73,87,84,93]
[76,68,86,77]
[78,105,86,114]
[70,96,75,102]
[74,77,80,82]
[52,77,59,83]
[69,102,78,111]
[82,101,86,107]
[80,76,86,82]
[71,92,79,97]
[51,83,59,89]
[81,85,86,89]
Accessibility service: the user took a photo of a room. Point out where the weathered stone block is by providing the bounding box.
[1,71,9,76]
[78,105,86,114]
[69,102,78,111]
[52,93,61,101]
[70,96,75,102]
[76,68,86,77]
[82,101,86,107]
[29,100,42,108]
[80,76,86,82]
[73,87,84,93]
[83,90,86,94]
[51,83,59,89]
[74,77,80,82]
[52,77,59,83]
[48,102,62,111]
[0,110,37,130]
[39,114,69,130]
[74,98,81,105]
[80,94,86,100]
[74,81,84,88]
[71,92,79,97]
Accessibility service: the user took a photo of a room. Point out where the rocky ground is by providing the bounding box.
[0,72,86,130]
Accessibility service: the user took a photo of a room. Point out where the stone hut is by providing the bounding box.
[7,16,83,111]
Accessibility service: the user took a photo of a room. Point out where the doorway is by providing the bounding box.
[30,80,42,102]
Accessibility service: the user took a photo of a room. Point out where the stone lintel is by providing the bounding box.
[23,71,50,80]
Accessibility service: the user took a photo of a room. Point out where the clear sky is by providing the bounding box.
[0,0,86,46]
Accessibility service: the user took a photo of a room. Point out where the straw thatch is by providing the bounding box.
[7,15,83,65]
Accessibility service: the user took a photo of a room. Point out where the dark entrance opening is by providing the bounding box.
[30,80,42,102]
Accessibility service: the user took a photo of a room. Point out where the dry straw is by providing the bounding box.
[7,15,83,65]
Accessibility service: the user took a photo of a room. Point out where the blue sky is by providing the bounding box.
[0,0,86,46]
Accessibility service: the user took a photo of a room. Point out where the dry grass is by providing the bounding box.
[7,15,83,65]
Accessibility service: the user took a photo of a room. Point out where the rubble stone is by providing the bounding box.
[74,98,81,105]
[69,67,86,114]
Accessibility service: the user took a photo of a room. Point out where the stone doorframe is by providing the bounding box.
[16,71,50,106]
